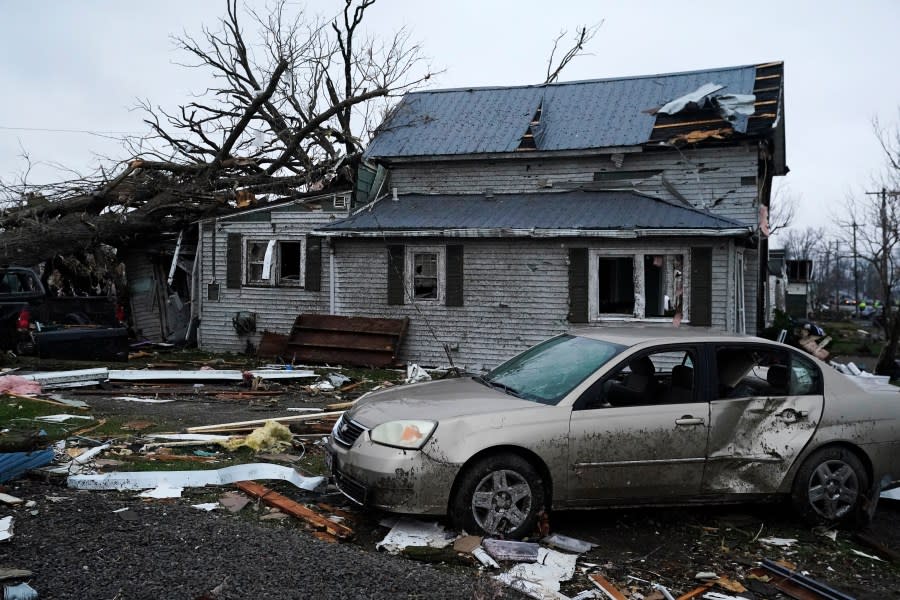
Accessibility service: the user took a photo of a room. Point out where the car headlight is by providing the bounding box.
[369,420,437,450]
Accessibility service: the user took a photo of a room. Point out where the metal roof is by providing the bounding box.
[365,63,783,160]
[319,191,750,237]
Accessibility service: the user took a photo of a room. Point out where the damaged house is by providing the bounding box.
[197,62,786,370]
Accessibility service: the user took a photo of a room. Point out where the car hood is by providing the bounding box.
[347,377,541,427]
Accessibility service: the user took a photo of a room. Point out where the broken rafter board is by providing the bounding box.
[589,574,628,600]
[185,411,344,433]
[21,368,109,389]
[674,583,714,600]
[235,480,353,539]
[759,559,855,600]
[108,369,244,382]
[246,369,317,380]
[68,463,325,492]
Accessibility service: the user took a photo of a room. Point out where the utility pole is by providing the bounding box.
[852,220,859,317]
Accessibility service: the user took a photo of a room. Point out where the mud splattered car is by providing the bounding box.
[326,328,900,537]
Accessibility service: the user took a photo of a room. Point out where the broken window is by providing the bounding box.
[715,346,795,399]
[413,252,438,299]
[403,246,445,302]
[278,241,303,285]
[245,239,304,287]
[246,240,270,284]
[643,254,684,317]
[589,250,692,322]
[598,257,635,315]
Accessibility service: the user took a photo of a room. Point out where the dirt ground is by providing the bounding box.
[1,357,899,599]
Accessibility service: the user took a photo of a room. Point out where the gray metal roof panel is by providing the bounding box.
[320,191,749,232]
[366,65,760,158]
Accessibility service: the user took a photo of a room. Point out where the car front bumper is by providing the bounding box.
[326,432,460,515]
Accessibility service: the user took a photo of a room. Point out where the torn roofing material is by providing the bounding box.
[319,191,751,237]
[365,62,782,159]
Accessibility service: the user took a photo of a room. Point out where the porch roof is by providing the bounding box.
[318,191,752,239]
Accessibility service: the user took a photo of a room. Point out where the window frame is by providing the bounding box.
[588,249,691,322]
[404,245,445,304]
[243,237,306,288]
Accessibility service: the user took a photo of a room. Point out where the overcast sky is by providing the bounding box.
[1,0,898,240]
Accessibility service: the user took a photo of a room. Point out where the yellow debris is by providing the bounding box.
[222,420,293,452]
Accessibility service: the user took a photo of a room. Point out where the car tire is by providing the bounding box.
[791,446,868,525]
[449,453,544,538]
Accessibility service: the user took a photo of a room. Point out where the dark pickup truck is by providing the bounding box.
[0,267,128,361]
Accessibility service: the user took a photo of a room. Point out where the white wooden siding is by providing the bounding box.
[333,238,731,370]
[197,209,345,353]
[389,145,760,226]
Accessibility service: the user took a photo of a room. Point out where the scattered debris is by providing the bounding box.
[758,537,797,547]
[405,363,431,384]
[0,449,55,483]
[138,484,184,499]
[235,480,353,540]
[0,375,42,395]
[221,420,293,453]
[217,491,250,513]
[850,549,885,562]
[33,414,93,423]
[376,517,456,554]
[113,396,176,404]
[0,493,23,505]
[67,463,325,492]
[542,533,596,554]
[589,574,627,600]
[108,369,245,382]
[286,313,408,368]
[483,539,541,563]
[0,569,33,582]
[191,502,221,511]
[756,558,855,600]
[2,582,38,600]
[495,547,577,599]
[0,516,13,542]
[21,368,109,389]
[185,411,343,434]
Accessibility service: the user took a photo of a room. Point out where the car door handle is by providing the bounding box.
[675,416,705,426]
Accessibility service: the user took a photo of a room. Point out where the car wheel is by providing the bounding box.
[450,453,544,538]
[791,446,868,524]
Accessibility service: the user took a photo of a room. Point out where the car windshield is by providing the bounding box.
[479,335,626,405]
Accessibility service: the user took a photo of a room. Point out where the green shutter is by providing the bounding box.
[305,236,322,292]
[568,248,589,323]
[387,245,405,305]
[445,245,464,307]
[226,233,242,289]
[690,247,713,326]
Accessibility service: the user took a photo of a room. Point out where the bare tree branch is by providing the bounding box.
[545,22,602,84]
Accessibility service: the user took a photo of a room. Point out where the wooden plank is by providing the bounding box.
[652,118,727,130]
[186,411,344,433]
[675,584,713,600]
[291,314,408,335]
[589,574,627,600]
[234,480,354,539]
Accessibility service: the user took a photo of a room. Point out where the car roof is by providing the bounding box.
[569,326,777,348]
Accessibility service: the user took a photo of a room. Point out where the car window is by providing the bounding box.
[578,347,698,409]
[790,352,823,395]
[481,335,626,405]
[715,345,792,400]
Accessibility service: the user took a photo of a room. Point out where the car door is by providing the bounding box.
[703,344,825,495]
[567,345,710,504]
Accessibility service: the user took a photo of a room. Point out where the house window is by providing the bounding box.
[278,241,303,285]
[598,257,635,315]
[246,240,272,284]
[589,250,689,321]
[245,239,304,286]
[404,246,445,302]
[643,254,684,317]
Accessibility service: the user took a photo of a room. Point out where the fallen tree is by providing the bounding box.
[0,0,433,267]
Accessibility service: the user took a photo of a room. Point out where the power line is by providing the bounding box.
[0,125,139,135]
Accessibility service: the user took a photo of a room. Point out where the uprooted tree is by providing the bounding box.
[0,0,433,270]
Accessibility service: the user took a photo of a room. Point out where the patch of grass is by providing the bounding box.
[0,395,91,444]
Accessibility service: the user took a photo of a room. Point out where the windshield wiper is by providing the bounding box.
[474,376,523,398]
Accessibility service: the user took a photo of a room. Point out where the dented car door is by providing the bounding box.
[567,346,709,503]
[703,344,824,494]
